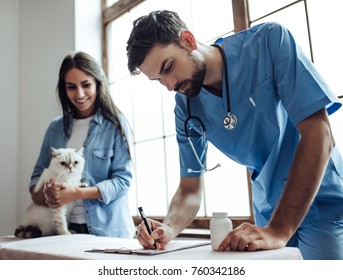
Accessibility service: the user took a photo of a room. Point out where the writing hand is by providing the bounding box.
[136,219,173,250]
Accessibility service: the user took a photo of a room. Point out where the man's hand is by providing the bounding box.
[218,222,288,252]
[136,219,174,250]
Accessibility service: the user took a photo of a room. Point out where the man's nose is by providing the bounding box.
[160,75,177,91]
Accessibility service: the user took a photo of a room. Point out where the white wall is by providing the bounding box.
[75,0,102,64]
[0,0,101,236]
[0,0,20,236]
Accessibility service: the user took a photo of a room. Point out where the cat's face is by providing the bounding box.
[49,147,85,178]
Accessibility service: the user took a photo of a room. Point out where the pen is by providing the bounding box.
[138,206,157,249]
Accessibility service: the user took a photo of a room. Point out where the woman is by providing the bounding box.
[29,52,135,238]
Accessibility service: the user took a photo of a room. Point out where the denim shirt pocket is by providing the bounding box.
[92,148,114,181]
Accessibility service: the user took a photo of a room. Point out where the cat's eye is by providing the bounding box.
[74,161,79,165]
[60,162,67,167]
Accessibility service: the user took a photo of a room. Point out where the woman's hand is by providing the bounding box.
[30,184,48,206]
[43,179,76,208]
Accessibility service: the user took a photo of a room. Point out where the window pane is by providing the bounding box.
[108,14,133,82]
[191,0,234,42]
[205,143,250,216]
[128,0,193,27]
[106,0,119,7]
[249,0,296,21]
[307,0,343,94]
[132,75,164,142]
[164,135,180,204]
[251,2,312,59]
[135,139,168,215]
[161,88,176,136]
[306,0,343,148]
[110,77,134,128]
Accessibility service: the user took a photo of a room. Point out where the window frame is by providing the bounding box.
[101,0,254,233]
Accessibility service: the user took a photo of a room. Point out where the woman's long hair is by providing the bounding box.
[56,51,130,154]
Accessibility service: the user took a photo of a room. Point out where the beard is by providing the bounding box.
[174,53,206,98]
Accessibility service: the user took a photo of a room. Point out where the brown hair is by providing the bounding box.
[126,10,187,75]
[56,51,131,154]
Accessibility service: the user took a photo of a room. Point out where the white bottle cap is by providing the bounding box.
[212,212,228,218]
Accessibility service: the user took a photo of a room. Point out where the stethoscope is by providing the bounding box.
[184,41,237,173]
[212,42,237,130]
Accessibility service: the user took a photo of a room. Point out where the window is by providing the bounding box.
[248,0,343,149]
[102,0,343,229]
[103,0,251,227]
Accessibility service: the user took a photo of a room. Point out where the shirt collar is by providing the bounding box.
[92,111,104,125]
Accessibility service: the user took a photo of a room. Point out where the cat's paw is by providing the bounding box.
[14,225,26,238]
[57,229,72,235]
[14,225,43,238]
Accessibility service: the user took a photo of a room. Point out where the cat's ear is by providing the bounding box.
[51,147,60,158]
[76,147,84,155]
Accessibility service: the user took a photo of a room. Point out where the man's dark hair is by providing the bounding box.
[126,10,188,75]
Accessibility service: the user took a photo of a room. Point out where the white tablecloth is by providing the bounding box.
[0,234,303,260]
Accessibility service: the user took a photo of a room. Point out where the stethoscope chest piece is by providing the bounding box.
[211,42,237,131]
[223,113,237,130]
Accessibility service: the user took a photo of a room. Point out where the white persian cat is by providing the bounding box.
[15,147,85,238]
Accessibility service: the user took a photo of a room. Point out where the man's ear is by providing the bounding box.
[179,30,197,50]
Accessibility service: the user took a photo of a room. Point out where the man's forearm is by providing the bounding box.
[163,178,203,238]
[269,109,334,239]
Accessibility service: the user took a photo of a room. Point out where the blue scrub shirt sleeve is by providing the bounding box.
[265,23,341,126]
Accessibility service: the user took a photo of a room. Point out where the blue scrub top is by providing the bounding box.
[175,22,343,226]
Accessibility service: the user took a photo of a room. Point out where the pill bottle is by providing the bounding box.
[210,212,233,251]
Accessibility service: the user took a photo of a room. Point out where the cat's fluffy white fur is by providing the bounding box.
[15,147,85,238]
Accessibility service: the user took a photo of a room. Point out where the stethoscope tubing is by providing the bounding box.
[183,41,236,173]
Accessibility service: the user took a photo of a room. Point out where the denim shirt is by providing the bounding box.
[30,111,135,238]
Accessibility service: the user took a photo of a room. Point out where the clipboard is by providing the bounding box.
[85,240,211,256]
